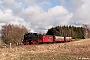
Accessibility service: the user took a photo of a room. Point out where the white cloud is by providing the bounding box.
[0,0,21,10]
[0,9,26,29]
[0,0,90,33]
[67,0,90,25]
[17,5,72,32]
[59,0,90,26]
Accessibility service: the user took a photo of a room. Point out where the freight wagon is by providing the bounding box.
[23,33,72,45]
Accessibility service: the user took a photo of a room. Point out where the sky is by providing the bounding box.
[0,0,90,33]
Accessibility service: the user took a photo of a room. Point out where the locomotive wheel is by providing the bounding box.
[32,40,38,45]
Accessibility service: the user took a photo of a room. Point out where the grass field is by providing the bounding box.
[0,39,90,60]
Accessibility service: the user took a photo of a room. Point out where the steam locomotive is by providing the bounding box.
[23,33,72,45]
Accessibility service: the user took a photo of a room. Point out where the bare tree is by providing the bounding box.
[1,24,28,44]
[82,24,90,38]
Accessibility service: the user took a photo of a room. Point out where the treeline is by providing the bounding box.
[46,25,90,39]
[1,24,28,44]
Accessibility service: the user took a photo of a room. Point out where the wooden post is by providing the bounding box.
[10,43,12,49]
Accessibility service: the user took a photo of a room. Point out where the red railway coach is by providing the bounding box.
[65,37,72,42]
[53,36,72,43]
[38,35,54,43]
[54,36,65,43]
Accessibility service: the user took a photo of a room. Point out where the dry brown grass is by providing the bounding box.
[0,39,3,46]
[0,39,90,60]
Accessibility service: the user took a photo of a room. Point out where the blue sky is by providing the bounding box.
[0,0,90,33]
[21,0,61,11]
